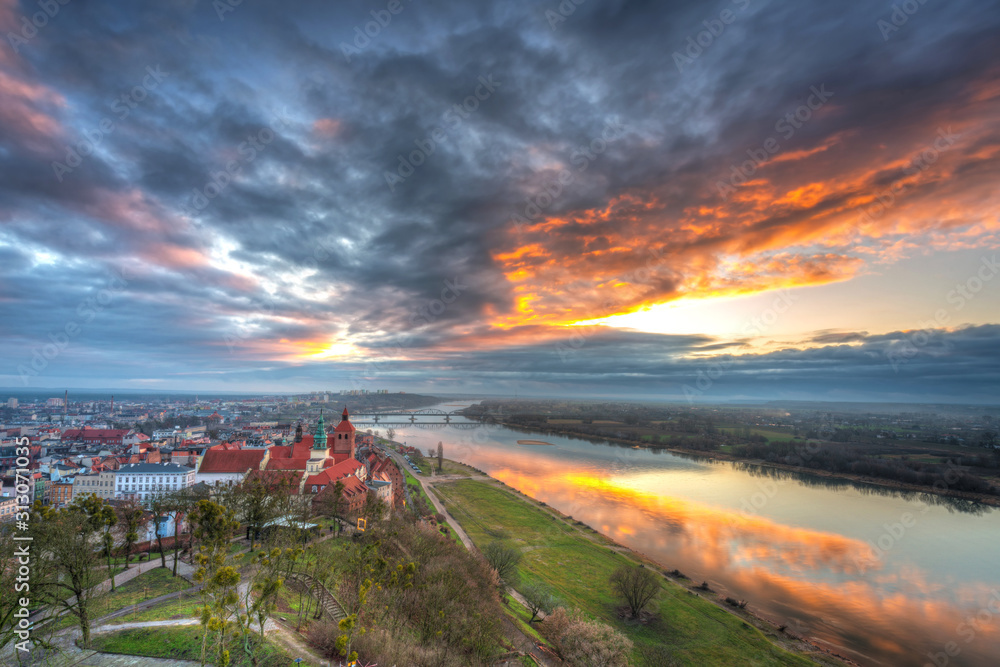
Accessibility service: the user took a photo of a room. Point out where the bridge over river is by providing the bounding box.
[347,408,472,426]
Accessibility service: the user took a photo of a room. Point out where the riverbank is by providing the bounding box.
[429,462,855,666]
[478,418,1000,508]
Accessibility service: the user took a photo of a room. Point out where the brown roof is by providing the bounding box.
[246,469,301,493]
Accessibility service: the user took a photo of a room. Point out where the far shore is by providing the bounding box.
[474,418,1000,508]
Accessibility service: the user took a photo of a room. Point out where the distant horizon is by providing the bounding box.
[2,386,997,411]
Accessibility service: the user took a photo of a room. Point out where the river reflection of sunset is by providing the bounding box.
[395,416,1000,666]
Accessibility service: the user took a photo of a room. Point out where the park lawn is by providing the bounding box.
[90,625,313,667]
[94,566,192,618]
[108,594,202,625]
[436,479,816,667]
[45,566,192,632]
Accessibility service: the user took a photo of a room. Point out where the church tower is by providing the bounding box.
[332,406,356,460]
[307,411,329,473]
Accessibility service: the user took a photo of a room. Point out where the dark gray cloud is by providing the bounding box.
[1,0,998,398]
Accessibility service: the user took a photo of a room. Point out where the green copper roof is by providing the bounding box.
[312,410,328,450]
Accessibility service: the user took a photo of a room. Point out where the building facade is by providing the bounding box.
[72,469,117,500]
[115,462,196,501]
[50,480,73,506]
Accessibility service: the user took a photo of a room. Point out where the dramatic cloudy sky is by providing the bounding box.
[1,0,998,402]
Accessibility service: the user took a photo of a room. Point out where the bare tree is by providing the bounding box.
[31,503,108,648]
[76,494,118,589]
[520,582,555,623]
[610,564,659,618]
[159,491,186,577]
[315,479,347,535]
[148,492,172,568]
[115,497,146,569]
[385,426,396,445]
[235,473,284,551]
[482,540,522,587]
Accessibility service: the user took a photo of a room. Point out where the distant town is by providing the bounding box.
[0,390,441,524]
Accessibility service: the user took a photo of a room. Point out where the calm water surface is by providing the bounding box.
[385,403,1000,667]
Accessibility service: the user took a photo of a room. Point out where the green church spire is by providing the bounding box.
[313,410,328,450]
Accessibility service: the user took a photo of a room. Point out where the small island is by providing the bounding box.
[517,439,556,445]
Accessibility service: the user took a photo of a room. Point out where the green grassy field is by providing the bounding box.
[434,457,483,477]
[90,625,312,666]
[108,593,202,625]
[46,566,192,632]
[719,426,797,441]
[97,567,192,614]
[436,479,819,667]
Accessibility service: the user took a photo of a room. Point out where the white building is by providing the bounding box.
[152,427,181,440]
[115,462,195,501]
[7,398,17,408]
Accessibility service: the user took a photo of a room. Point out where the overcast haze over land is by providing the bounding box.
[1,0,999,401]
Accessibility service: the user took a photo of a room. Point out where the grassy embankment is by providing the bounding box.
[400,464,436,510]
[436,478,833,667]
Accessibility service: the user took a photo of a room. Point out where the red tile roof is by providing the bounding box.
[341,475,368,497]
[304,457,364,487]
[265,457,310,470]
[333,407,355,433]
[198,448,267,474]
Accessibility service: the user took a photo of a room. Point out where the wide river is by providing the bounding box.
[375,402,1000,666]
